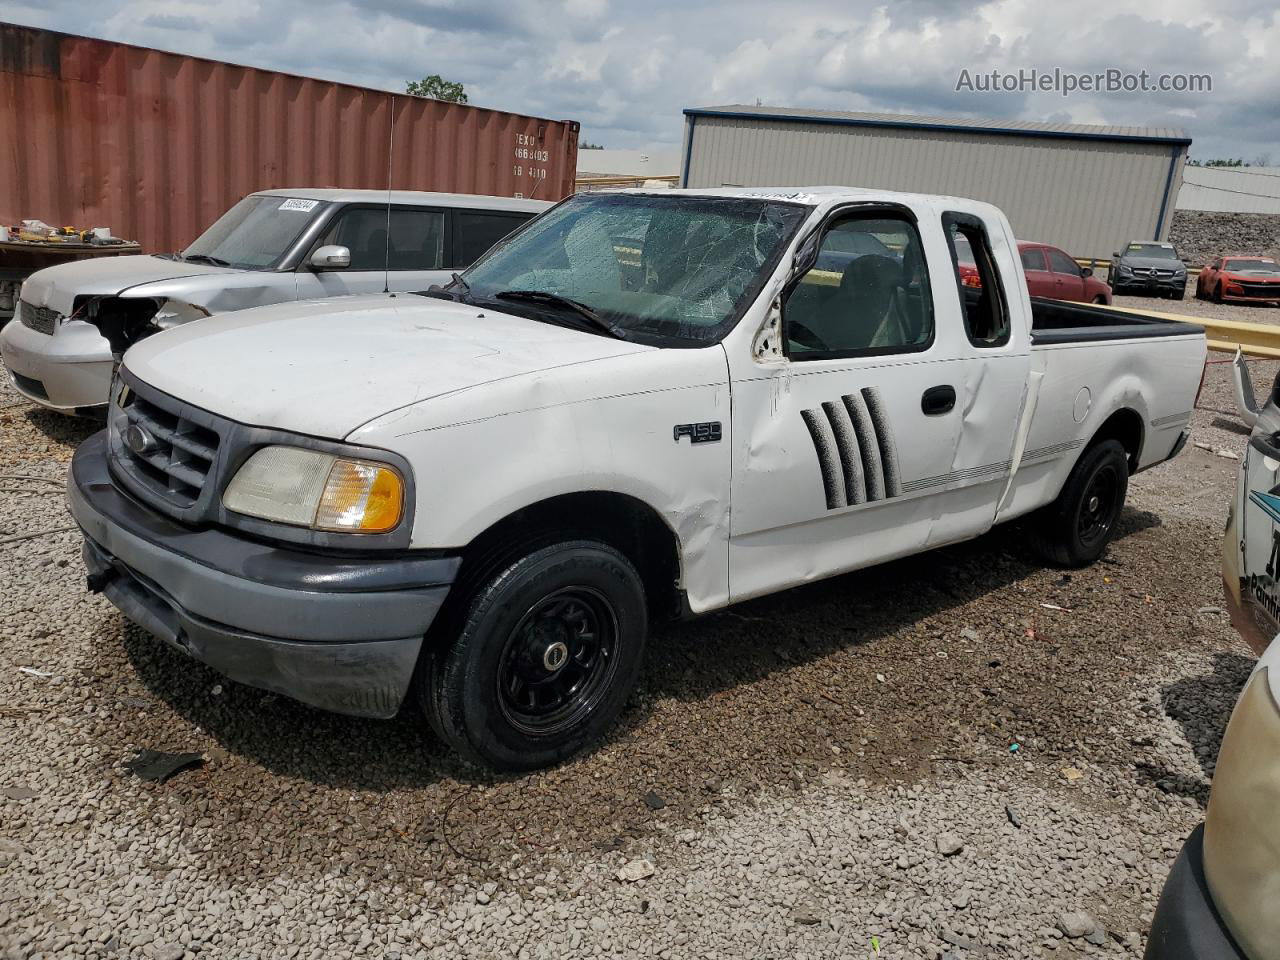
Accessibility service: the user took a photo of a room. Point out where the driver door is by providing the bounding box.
[727,210,968,602]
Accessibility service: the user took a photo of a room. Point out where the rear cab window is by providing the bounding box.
[944,213,1010,348]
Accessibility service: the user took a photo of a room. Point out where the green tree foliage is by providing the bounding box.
[405,75,468,103]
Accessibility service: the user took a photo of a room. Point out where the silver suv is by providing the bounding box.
[0,189,549,414]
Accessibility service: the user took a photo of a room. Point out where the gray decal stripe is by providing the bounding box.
[1151,411,1191,428]
[822,400,867,505]
[1023,439,1085,461]
[902,460,1011,491]
[842,391,884,501]
[861,386,902,498]
[801,408,846,510]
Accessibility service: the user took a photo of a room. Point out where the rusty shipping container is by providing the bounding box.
[0,22,579,253]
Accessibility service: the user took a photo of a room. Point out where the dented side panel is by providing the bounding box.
[351,347,734,613]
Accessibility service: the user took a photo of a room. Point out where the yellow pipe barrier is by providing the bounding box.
[1097,302,1280,359]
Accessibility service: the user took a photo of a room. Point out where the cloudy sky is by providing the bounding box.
[2,0,1276,162]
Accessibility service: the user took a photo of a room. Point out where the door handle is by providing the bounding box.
[921,385,956,415]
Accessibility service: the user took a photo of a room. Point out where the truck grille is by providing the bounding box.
[19,299,61,335]
[115,388,221,506]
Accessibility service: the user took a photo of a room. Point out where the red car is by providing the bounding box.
[957,240,1113,304]
[1196,255,1280,305]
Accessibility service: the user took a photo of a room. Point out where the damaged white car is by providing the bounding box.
[2,189,548,414]
[66,187,1206,770]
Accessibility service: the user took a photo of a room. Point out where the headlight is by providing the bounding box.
[1117,264,1133,275]
[1203,656,1280,959]
[223,446,405,533]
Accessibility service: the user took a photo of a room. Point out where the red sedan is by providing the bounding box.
[957,240,1113,304]
[1196,255,1280,305]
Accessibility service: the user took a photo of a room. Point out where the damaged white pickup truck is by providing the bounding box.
[67,187,1206,770]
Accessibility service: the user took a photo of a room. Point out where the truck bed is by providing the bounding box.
[1029,297,1203,345]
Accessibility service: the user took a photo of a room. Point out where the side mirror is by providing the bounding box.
[1081,266,1093,277]
[1111,251,1120,259]
[310,244,351,271]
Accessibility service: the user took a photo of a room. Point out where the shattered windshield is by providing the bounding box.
[454,193,809,345]
[181,195,329,270]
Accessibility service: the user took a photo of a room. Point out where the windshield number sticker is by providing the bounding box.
[279,198,319,212]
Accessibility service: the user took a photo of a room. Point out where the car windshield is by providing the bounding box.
[1226,258,1280,275]
[454,193,809,345]
[1125,243,1179,260]
[181,195,329,270]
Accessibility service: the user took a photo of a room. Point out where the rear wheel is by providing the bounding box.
[1030,439,1129,568]
[419,540,647,771]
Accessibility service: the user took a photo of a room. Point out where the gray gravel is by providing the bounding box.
[0,318,1262,958]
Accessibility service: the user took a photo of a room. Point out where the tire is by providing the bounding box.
[1214,284,1224,304]
[1030,439,1129,568]
[1092,295,1107,305]
[1173,288,1185,301]
[420,540,647,771]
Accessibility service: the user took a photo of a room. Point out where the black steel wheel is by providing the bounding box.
[496,587,619,736]
[1030,439,1130,568]
[419,540,647,771]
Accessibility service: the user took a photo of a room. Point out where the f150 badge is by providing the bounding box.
[673,422,722,444]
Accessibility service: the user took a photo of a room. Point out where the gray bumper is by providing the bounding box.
[69,431,459,717]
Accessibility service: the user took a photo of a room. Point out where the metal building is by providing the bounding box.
[681,105,1190,259]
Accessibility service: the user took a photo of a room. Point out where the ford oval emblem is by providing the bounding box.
[124,424,157,455]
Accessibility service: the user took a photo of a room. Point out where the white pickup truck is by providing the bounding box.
[66,187,1206,770]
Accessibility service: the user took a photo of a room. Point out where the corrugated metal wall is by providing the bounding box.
[0,23,578,253]
[682,115,1185,259]
[1177,166,1280,214]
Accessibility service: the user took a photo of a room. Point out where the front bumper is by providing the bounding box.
[0,316,112,412]
[1145,825,1249,960]
[68,431,459,717]
[1114,276,1185,296]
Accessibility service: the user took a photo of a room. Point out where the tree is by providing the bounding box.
[405,75,468,103]
[580,142,606,150]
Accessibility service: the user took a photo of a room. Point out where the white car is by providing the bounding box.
[1,189,549,414]
[65,187,1206,770]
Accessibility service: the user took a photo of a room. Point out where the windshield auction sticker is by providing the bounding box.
[278,198,320,212]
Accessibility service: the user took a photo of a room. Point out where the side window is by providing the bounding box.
[453,211,532,267]
[1045,248,1081,275]
[387,209,445,270]
[783,216,934,360]
[1020,248,1047,271]
[945,216,1010,348]
[316,207,387,271]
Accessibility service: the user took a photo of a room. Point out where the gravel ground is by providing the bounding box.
[0,303,1269,959]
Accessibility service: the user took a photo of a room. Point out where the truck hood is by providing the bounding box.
[21,255,239,315]
[122,294,651,439]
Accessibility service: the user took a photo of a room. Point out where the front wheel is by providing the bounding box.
[420,540,647,771]
[1030,439,1129,568]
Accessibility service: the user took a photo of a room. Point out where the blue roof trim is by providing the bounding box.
[681,108,1193,147]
